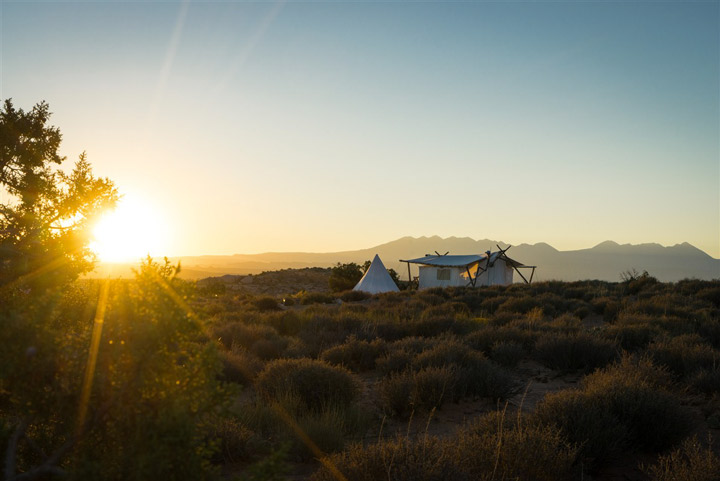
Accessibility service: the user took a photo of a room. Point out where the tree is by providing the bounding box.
[0,101,227,479]
[0,99,118,292]
[328,262,363,292]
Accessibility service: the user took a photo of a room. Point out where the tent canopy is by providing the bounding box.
[401,252,527,269]
[353,254,399,294]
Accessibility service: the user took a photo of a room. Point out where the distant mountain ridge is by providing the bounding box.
[94,236,720,282]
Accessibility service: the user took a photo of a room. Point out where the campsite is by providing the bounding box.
[3,1,718,479]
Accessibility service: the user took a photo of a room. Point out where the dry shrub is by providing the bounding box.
[299,292,336,305]
[251,296,281,311]
[497,295,542,315]
[646,335,719,379]
[412,366,458,410]
[591,297,620,322]
[697,319,720,349]
[250,337,289,360]
[535,356,689,466]
[490,341,525,367]
[310,435,464,481]
[339,290,371,302]
[456,359,517,400]
[320,337,387,372]
[454,411,578,481]
[210,417,257,464]
[213,321,280,350]
[696,286,720,308]
[375,349,413,375]
[644,436,720,481]
[549,313,582,333]
[377,366,457,416]
[465,326,536,354]
[375,337,439,374]
[603,322,660,352]
[534,332,618,372]
[264,310,307,336]
[690,367,720,395]
[237,393,369,461]
[255,358,360,412]
[377,371,414,417]
[411,338,481,370]
[220,348,264,385]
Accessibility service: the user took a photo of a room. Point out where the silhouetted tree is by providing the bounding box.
[0,99,118,292]
[329,262,363,292]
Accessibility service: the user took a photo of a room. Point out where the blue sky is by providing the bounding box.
[2,0,718,257]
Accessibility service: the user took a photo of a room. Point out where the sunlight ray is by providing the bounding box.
[145,0,191,132]
[211,0,284,96]
[76,278,110,435]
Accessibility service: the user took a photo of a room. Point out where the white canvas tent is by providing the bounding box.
[353,254,400,294]
[400,247,535,289]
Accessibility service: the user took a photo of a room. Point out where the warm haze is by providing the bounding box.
[2,1,718,259]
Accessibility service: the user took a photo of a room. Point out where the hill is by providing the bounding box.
[92,236,720,282]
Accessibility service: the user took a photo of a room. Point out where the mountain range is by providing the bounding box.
[94,236,720,282]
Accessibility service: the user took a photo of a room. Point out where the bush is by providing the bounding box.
[377,371,415,417]
[604,322,660,352]
[210,417,256,464]
[220,348,264,385]
[236,393,369,461]
[255,358,360,412]
[644,436,720,481]
[377,366,457,416]
[454,411,578,481]
[310,436,464,481]
[329,263,364,293]
[339,290,371,302]
[213,321,281,350]
[320,337,387,372]
[375,349,413,375]
[412,366,458,411]
[490,341,525,367]
[535,357,689,466]
[252,296,281,311]
[465,326,536,354]
[292,404,369,460]
[299,292,336,305]
[690,368,720,395]
[646,335,719,379]
[456,360,517,400]
[534,333,618,372]
[412,338,481,370]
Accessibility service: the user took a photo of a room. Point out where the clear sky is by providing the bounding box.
[2,0,719,258]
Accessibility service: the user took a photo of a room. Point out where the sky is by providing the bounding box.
[2,0,719,258]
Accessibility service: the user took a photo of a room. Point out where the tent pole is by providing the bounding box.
[529,267,536,283]
[512,265,529,284]
[406,262,412,289]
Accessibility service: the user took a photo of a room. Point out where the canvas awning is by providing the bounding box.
[400,252,528,269]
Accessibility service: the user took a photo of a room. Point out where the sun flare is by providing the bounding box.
[90,195,169,263]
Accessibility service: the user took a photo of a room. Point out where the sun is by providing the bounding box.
[90,195,169,263]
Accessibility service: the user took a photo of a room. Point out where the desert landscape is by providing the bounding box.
[2,1,719,480]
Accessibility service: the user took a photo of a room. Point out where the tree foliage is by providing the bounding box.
[328,262,363,292]
[0,99,118,291]
[0,101,227,480]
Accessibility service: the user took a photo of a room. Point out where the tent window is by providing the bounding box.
[437,269,451,281]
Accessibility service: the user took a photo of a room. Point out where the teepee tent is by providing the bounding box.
[353,254,400,294]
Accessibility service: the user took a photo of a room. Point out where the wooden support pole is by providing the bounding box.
[513,265,530,284]
[529,267,536,284]
[466,265,476,287]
